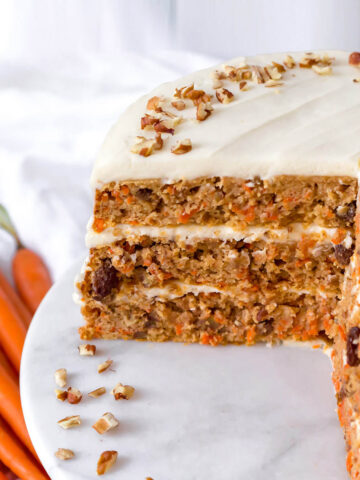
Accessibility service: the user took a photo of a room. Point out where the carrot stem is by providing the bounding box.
[0,205,22,249]
[0,362,37,459]
[0,270,32,328]
[0,285,27,372]
[0,417,48,480]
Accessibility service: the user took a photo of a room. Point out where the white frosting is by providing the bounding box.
[114,282,314,303]
[91,50,360,187]
[86,218,352,248]
[136,283,224,301]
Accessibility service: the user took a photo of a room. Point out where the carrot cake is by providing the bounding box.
[76,50,360,478]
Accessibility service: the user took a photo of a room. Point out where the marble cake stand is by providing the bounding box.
[20,261,347,480]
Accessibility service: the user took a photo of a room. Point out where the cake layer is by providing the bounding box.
[78,230,354,306]
[91,51,360,187]
[92,176,357,230]
[79,290,336,343]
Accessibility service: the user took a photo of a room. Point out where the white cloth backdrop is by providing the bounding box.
[0,50,219,281]
[0,0,360,282]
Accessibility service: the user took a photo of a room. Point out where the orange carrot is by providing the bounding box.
[0,471,8,480]
[0,347,18,384]
[0,285,26,372]
[0,270,32,327]
[0,417,49,480]
[0,362,37,459]
[0,205,52,315]
[12,249,52,315]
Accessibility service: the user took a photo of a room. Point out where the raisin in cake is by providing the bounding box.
[76,50,360,478]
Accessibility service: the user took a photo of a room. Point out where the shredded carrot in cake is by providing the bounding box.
[338,325,347,342]
[246,326,256,345]
[347,451,353,472]
[120,185,130,196]
[93,217,106,233]
[178,208,199,224]
[175,324,183,335]
[332,228,346,245]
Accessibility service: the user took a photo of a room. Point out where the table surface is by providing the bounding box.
[20,260,348,480]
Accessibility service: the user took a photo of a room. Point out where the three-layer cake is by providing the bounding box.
[76,50,360,478]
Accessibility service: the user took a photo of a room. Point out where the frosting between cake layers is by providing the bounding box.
[91,50,360,187]
[86,219,353,248]
[115,283,314,302]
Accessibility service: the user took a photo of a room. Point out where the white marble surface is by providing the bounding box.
[20,261,348,480]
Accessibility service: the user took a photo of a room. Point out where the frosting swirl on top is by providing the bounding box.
[92,51,360,187]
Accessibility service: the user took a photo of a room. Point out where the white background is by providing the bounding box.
[0,0,359,281]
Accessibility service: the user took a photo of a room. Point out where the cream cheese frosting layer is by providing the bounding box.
[114,283,324,303]
[86,220,353,249]
[92,50,360,187]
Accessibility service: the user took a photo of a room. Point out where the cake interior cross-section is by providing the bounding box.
[75,50,360,479]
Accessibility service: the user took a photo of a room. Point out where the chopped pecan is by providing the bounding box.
[171,100,186,110]
[67,387,82,405]
[251,66,266,83]
[55,368,67,388]
[196,100,213,121]
[78,344,96,356]
[97,451,118,475]
[141,114,158,130]
[174,84,194,99]
[272,61,286,73]
[130,134,163,156]
[55,389,68,402]
[284,55,296,68]
[153,119,174,135]
[57,415,81,429]
[185,89,206,101]
[92,412,119,435]
[241,70,252,80]
[239,81,248,91]
[88,387,106,398]
[111,382,135,400]
[265,65,282,80]
[55,448,75,460]
[299,53,319,68]
[224,64,247,81]
[193,93,212,106]
[171,139,192,155]
[98,359,113,374]
[146,96,164,112]
[215,87,234,104]
[265,79,283,88]
[312,64,332,75]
